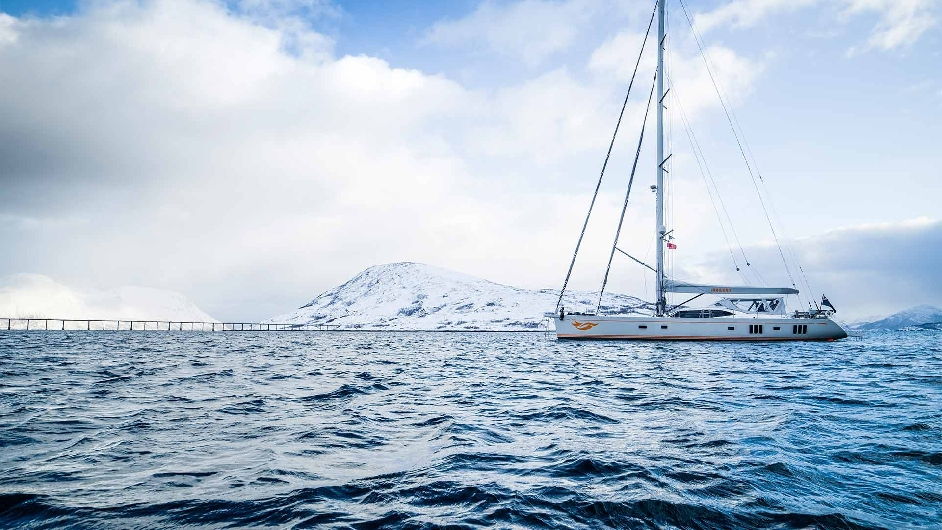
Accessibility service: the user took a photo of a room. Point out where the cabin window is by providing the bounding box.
[661,325,668,329]
[749,324,763,334]
[773,326,781,331]
[639,325,647,329]
[728,326,735,330]
[792,324,808,335]
[673,309,735,318]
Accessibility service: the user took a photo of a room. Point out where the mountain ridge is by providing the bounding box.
[853,304,942,330]
[271,262,940,332]
[270,262,650,330]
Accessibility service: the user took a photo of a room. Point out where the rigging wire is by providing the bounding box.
[671,86,750,284]
[735,133,818,303]
[676,0,800,294]
[597,74,658,312]
[671,82,765,285]
[554,0,659,312]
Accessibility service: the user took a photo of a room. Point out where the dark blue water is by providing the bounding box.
[1,331,940,529]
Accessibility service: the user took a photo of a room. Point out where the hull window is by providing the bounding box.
[639,325,648,329]
[749,324,764,334]
[773,326,781,331]
[661,325,668,329]
[792,324,808,335]
[728,326,735,330]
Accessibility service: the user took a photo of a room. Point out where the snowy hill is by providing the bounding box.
[269,262,650,330]
[855,305,942,330]
[0,273,217,322]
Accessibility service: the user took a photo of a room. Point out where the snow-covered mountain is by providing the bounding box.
[0,273,217,322]
[854,304,942,330]
[269,262,650,330]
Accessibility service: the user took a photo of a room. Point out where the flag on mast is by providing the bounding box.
[821,295,836,312]
[667,242,677,249]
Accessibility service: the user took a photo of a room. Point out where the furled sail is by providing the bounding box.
[664,280,798,295]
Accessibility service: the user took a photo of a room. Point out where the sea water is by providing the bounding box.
[0,331,939,528]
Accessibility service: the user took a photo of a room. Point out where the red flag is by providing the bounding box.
[667,242,677,249]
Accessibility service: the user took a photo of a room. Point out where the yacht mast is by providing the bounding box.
[655,0,667,316]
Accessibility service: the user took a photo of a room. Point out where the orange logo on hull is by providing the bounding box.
[572,321,598,331]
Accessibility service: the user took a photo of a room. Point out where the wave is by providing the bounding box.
[1,331,938,528]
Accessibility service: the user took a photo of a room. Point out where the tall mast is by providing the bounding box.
[655,0,667,316]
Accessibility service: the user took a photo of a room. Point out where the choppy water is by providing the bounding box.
[1,331,940,529]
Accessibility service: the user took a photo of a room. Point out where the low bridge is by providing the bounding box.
[1,318,339,332]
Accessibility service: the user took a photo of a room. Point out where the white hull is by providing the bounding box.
[553,315,847,341]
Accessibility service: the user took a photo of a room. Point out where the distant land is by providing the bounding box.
[852,305,942,331]
[270,262,941,332]
[268,262,649,331]
[2,265,939,331]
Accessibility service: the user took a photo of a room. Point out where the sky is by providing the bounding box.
[0,0,940,321]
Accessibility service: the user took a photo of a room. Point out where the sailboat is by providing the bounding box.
[548,0,847,341]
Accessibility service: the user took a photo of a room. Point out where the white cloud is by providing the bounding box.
[843,0,938,52]
[690,0,937,52]
[1,0,659,319]
[0,274,216,321]
[3,0,927,322]
[589,28,762,117]
[236,0,339,19]
[686,217,942,319]
[588,30,653,76]
[424,0,600,66]
[693,0,818,34]
[466,68,617,163]
[0,13,16,45]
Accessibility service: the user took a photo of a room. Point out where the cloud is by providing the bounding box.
[424,0,600,66]
[0,0,475,318]
[466,68,617,163]
[843,0,938,52]
[685,218,942,319]
[0,274,216,321]
[692,0,818,34]
[690,0,937,52]
[3,0,922,323]
[2,0,668,319]
[236,0,339,20]
[589,28,762,117]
